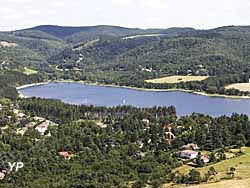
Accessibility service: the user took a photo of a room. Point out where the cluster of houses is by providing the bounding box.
[179,143,209,163]
[11,108,58,136]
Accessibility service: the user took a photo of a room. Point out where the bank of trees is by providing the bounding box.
[0,99,246,187]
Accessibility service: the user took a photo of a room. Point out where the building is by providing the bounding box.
[58,151,74,160]
[201,154,210,163]
[142,119,150,124]
[180,150,198,159]
[35,121,49,135]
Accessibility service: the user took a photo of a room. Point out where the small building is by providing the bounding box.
[142,119,150,124]
[35,121,49,135]
[96,122,107,128]
[201,154,210,163]
[58,151,74,160]
[0,104,2,110]
[17,113,26,118]
[180,150,198,159]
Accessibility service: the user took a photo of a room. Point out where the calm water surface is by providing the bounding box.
[19,82,250,117]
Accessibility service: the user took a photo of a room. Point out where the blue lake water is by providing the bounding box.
[18,82,250,117]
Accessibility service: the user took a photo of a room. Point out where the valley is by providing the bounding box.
[1,24,250,188]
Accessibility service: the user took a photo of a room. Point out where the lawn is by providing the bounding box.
[145,76,209,84]
[166,147,250,188]
[23,67,38,75]
[225,83,250,92]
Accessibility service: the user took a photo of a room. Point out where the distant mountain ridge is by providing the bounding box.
[11,25,196,43]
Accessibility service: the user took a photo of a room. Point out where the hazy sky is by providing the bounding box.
[0,0,250,31]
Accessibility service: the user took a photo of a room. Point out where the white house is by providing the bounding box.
[35,121,49,135]
[142,119,150,124]
[180,150,198,159]
[201,154,210,163]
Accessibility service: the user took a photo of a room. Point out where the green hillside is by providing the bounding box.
[2,25,250,99]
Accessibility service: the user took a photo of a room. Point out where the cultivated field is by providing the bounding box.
[23,67,38,75]
[225,83,250,92]
[145,76,209,84]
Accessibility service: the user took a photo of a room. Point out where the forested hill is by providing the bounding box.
[20,25,195,43]
[2,25,250,100]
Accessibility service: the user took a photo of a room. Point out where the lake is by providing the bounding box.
[18,82,250,117]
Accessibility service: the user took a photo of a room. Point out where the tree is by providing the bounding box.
[196,153,205,167]
[227,167,236,178]
[132,180,146,188]
[186,169,202,184]
[208,167,217,176]
[236,134,247,147]
[151,180,162,188]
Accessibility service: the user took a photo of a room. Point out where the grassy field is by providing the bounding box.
[23,67,38,75]
[165,147,250,188]
[123,34,164,39]
[225,83,250,92]
[145,76,209,84]
[184,178,250,188]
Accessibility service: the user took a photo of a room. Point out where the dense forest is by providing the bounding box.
[0,98,249,187]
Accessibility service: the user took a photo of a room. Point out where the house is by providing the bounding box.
[96,122,107,128]
[0,169,7,180]
[35,121,49,135]
[182,143,199,150]
[17,113,26,118]
[142,119,150,124]
[180,150,198,159]
[58,151,74,160]
[0,104,2,110]
[201,154,210,163]
[137,140,144,149]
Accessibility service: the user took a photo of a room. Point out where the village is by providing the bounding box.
[0,102,78,180]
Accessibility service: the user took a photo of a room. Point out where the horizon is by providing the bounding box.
[1,23,249,32]
[1,0,250,31]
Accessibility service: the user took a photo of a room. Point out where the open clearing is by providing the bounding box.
[165,147,250,188]
[23,67,38,75]
[184,178,250,188]
[145,76,209,84]
[225,83,250,92]
[123,34,164,39]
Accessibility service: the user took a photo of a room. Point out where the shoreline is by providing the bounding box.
[16,82,50,90]
[16,80,250,99]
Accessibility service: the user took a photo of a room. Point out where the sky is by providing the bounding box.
[0,0,250,31]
